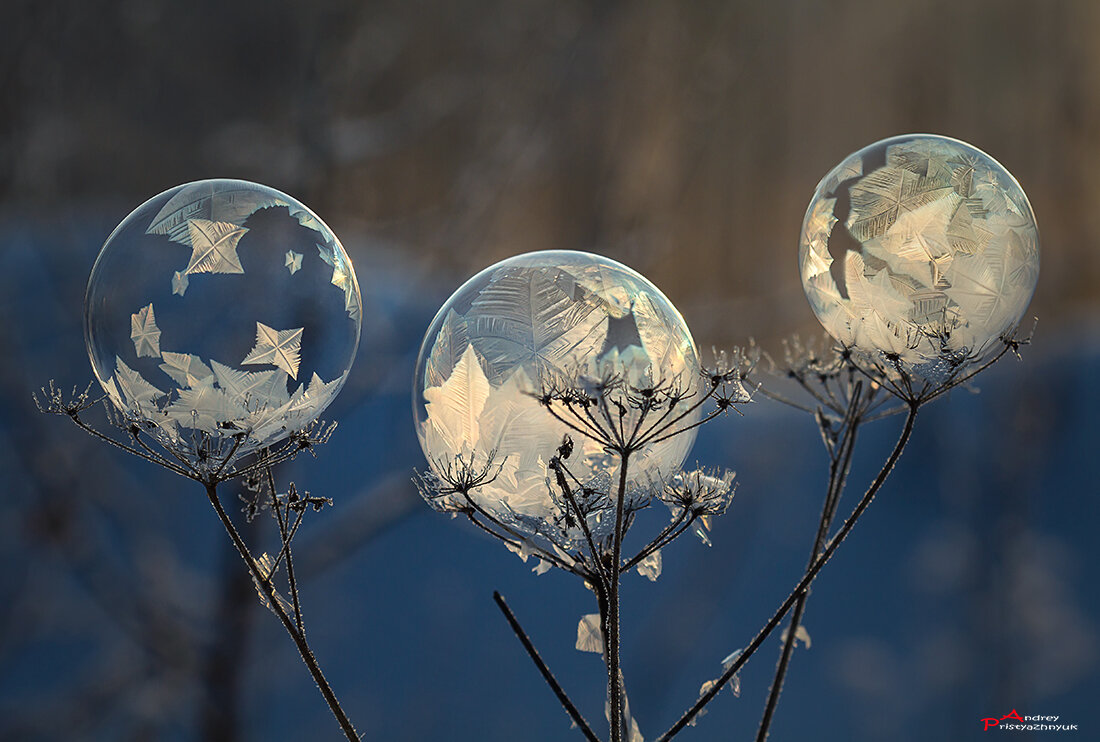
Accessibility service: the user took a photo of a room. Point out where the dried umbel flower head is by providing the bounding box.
[84,180,361,468]
[661,468,737,518]
[799,134,1039,384]
[413,250,701,533]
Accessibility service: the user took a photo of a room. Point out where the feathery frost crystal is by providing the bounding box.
[85,179,362,465]
[413,250,700,526]
[799,134,1039,382]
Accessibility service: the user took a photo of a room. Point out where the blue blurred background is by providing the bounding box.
[1,2,1097,740]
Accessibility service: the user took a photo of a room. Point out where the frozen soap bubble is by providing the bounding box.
[85,179,362,466]
[413,250,700,523]
[799,134,1039,383]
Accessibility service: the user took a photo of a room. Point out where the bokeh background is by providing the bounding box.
[1,1,1097,740]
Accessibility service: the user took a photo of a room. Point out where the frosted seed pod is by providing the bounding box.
[85,179,361,466]
[413,250,700,523]
[799,134,1039,382]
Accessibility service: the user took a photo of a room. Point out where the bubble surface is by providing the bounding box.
[85,179,362,465]
[413,250,700,522]
[799,134,1039,382]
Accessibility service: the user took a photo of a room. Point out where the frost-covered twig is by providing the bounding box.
[493,591,600,742]
[755,380,866,741]
[415,349,749,742]
[205,479,359,742]
[657,402,919,741]
[38,381,361,740]
[535,355,749,742]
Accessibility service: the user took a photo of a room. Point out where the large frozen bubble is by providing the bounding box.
[85,179,362,467]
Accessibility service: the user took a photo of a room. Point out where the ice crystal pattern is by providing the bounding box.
[183,218,247,275]
[242,323,304,379]
[130,303,161,358]
[799,134,1039,382]
[414,250,701,528]
[286,250,303,275]
[85,179,362,466]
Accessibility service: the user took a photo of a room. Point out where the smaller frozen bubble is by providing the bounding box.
[84,179,362,467]
[799,134,1039,383]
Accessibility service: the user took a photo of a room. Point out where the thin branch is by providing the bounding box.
[635,383,717,447]
[552,459,610,589]
[847,360,908,401]
[464,510,524,549]
[861,405,907,424]
[643,404,733,448]
[595,393,623,449]
[128,427,199,478]
[620,508,691,573]
[754,386,818,416]
[223,428,331,481]
[606,453,631,742]
[213,434,248,478]
[657,404,919,741]
[283,525,305,634]
[581,401,617,446]
[755,384,863,741]
[542,402,614,449]
[818,373,845,412]
[627,388,684,447]
[918,341,1015,404]
[66,413,195,478]
[625,393,655,446]
[556,398,615,446]
[264,465,305,635]
[464,512,579,576]
[493,592,600,742]
[790,373,838,414]
[457,491,579,575]
[204,482,360,742]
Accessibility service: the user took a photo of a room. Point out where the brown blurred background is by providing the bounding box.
[3,0,1097,348]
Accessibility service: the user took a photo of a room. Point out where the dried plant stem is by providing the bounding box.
[493,592,600,742]
[755,385,864,742]
[265,465,306,633]
[204,482,360,742]
[65,411,195,477]
[606,453,631,742]
[620,508,692,573]
[552,461,610,592]
[657,403,918,741]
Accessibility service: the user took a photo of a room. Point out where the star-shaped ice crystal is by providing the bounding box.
[184,218,248,275]
[285,250,303,275]
[242,322,303,379]
[130,303,161,358]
